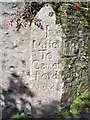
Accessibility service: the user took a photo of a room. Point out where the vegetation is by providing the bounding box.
[10,2,89,31]
[69,88,90,115]
[9,113,31,120]
[55,87,90,117]
[9,88,90,119]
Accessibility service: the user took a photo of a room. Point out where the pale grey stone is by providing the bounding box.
[30,3,64,117]
[0,2,31,118]
[0,2,66,118]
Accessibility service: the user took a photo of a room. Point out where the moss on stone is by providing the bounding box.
[55,3,90,110]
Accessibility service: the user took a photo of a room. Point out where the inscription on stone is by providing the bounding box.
[32,38,60,81]
[30,4,64,117]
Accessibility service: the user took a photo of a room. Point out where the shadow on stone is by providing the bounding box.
[31,101,60,118]
[1,75,35,119]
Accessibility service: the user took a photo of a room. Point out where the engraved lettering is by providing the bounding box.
[48,40,52,48]
[52,63,58,69]
[32,71,39,80]
[33,40,36,48]
[35,71,39,80]
[33,60,39,69]
[39,50,46,59]
[38,39,47,49]
[52,42,58,48]
[41,63,45,69]
[52,71,58,79]
[41,73,49,80]
[46,52,53,60]
[32,38,60,81]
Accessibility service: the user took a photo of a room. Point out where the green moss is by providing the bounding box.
[68,65,74,70]
[83,19,89,27]
[69,107,78,115]
[9,113,31,120]
[48,11,54,17]
[69,88,90,115]
[73,97,85,106]
[81,62,88,69]
[56,16,60,24]
[72,56,77,63]
[81,55,87,60]
[78,79,84,83]
[62,53,73,58]
[63,57,71,63]
[79,91,89,99]
[61,70,65,76]
[54,4,68,30]
[75,11,81,16]
[74,48,79,54]
[56,3,89,115]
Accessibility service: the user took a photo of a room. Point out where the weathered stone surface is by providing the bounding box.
[0,2,32,118]
[30,3,64,117]
[0,2,65,118]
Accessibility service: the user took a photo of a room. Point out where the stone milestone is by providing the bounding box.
[30,3,64,117]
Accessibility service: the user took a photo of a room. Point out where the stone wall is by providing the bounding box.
[0,2,32,118]
[53,3,90,109]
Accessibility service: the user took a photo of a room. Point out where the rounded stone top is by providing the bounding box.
[32,3,56,29]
